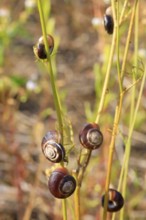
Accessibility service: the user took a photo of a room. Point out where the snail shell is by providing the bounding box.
[36,34,54,59]
[48,167,76,199]
[42,130,61,146]
[41,131,65,163]
[101,188,124,212]
[79,123,103,150]
[104,7,114,34]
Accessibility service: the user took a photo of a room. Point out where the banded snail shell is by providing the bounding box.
[48,167,76,199]
[41,131,65,163]
[79,123,103,150]
[101,188,124,212]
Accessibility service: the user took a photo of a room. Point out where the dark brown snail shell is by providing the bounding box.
[79,123,103,150]
[41,131,65,163]
[101,189,124,212]
[48,167,76,199]
[104,7,114,34]
[37,34,54,59]
[42,130,61,146]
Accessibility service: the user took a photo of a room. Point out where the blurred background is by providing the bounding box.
[0,0,146,219]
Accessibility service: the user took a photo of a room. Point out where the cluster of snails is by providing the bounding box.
[79,124,124,212]
[41,123,123,211]
[40,122,104,199]
[34,32,124,211]
[41,130,76,199]
[104,6,114,34]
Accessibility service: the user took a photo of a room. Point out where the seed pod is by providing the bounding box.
[104,6,114,34]
[79,123,103,150]
[41,131,65,163]
[48,167,76,199]
[36,34,54,59]
[101,189,124,212]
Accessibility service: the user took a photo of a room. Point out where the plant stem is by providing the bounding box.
[102,1,139,218]
[37,0,64,139]
[37,1,67,220]
[95,34,116,124]
[77,19,117,189]
[119,0,128,24]
[62,199,67,220]
[119,2,140,219]
[116,0,122,93]
[121,0,139,80]
[102,92,124,220]
[74,185,80,220]
[95,0,117,124]
[77,149,92,185]
[119,65,146,220]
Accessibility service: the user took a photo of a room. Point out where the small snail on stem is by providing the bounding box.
[101,188,124,212]
[79,123,103,150]
[103,6,114,34]
[48,167,76,199]
[41,131,65,163]
[34,34,54,59]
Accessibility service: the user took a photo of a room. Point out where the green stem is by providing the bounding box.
[62,199,67,220]
[102,1,139,219]
[121,0,138,80]
[116,0,122,93]
[102,93,124,220]
[37,0,64,138]
[74,185,80,220]
[77,149,92,185]
[119,0,128,24]
[120,66,146,220]
[79,0,117,197]
[119,2,140,219]
[37,1,66,220]
[95,11,116,123]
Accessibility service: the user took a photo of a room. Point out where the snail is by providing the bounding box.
[41,131,65,163]
[103,6,114,34]
[101,188,124,212]
[35,34,54,59]
[48,167,76,199]
[79,123,103,150]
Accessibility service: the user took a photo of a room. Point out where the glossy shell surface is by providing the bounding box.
[104,15,114,34]
[101,188,124,212]
[79,123,103,150]
[48,167,76,199]
[37,34,54,59]
[41,131,65,163]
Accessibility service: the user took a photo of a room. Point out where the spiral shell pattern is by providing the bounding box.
[48,167,76,199]
[41,131,65,163]
[79,123,103,150]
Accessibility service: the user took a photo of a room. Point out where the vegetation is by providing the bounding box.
[0,0,146,220]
